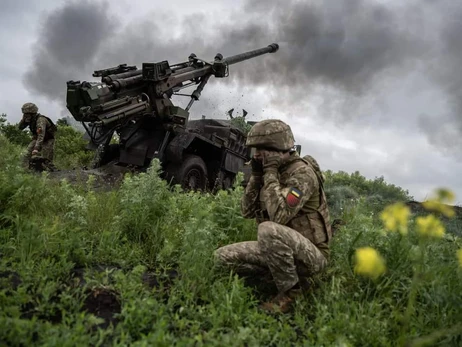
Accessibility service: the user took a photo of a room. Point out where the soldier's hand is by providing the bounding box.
[251,158,263,176]
[262,150,282,173]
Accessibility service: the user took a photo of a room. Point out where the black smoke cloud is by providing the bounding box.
[23,0,114,101]
[22,0,462,154]
[24,0,424,99]
[223,0,425,90]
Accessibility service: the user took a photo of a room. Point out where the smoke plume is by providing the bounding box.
[22,0,462,155]
[23,0,114,101]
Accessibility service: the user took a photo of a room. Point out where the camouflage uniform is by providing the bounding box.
[215,119,332,304]
[303,154,326,183]
[19,102,57,171]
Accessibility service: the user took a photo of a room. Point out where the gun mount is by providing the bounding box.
[66,44,279,191]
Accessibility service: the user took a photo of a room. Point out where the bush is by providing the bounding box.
[53,124,94,169]
[325,170,412,202]
[0,113,30,146]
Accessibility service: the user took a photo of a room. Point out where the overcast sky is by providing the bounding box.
[1,0,462,203]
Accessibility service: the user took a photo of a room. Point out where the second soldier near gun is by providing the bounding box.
[215,119,332,313]
[18,102,57,171]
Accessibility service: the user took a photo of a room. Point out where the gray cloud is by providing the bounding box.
[23,0,426,98]
[20,0,462,160]
[419,0,462,153]
[292,121,462,203]
[227,1,424,89]
[23,0,115,101]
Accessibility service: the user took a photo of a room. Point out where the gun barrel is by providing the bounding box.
[102,69,142,84]
[223,43,279,65]
[67,43,280,126]
[97,100,149,126]
[110,75,144,92]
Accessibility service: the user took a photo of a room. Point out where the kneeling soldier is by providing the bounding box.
[215,119,332,313]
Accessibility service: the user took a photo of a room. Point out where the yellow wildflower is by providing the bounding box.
[354,247,386,279]
[422,188,456,218]
[435,188,456,204]
[422,200,455,218]
[415,214,445,239]
[457,249,462,268]
[380,202,411,235]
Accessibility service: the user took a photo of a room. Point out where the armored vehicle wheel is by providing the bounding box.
[168,154,208,191]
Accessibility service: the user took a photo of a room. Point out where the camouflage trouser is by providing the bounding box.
[214,221,327,293]
[24,139,56,170]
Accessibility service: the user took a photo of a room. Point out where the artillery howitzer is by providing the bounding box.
[66,43,279,190]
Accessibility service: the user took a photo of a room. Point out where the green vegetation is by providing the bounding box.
[0,113,93,170]
[52,122,94,169]
[324,170,412,216]
[0,119,461,346]
[229,116,252,135]
[0,113,30,147]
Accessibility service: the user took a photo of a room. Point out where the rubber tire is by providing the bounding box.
[168,154,208,191]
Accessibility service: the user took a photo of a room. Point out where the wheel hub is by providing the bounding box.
[185,169,202,190]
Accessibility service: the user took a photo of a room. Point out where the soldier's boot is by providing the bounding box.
[258,287,302,314]
[43,160,58,172]
[29,155,44,172]
[23,154,33,170]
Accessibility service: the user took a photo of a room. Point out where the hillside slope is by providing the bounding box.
[1,133,461,346]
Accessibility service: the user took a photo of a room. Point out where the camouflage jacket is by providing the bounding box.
[19,114,56,151]
[241,152,332,257]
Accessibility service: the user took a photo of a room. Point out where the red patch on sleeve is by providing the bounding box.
[37,128,42,134]
[286,187,302,208]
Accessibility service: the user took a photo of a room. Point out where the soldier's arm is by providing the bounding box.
[262,165,318,225]
[18,119,27,130]
[240,175,263,218]
[34,117,47,151]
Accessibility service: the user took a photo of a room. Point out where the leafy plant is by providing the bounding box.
[0,131,461,346]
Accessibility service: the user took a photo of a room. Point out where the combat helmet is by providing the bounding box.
[246,119,295,151]
[21,102,38,114]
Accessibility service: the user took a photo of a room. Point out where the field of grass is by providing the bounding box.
[1,132,461,346]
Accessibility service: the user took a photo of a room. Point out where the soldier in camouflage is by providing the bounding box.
[215,119,332,313]
[18,102,57,171]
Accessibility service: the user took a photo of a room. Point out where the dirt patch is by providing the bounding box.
[19,292,63,324]
[83,287,121,329]
[71,265,178,328]
[142,269,178,289]
[5,265,177,329]
[47,167,128,192]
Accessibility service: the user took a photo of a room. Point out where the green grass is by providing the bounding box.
[1,134,461,346]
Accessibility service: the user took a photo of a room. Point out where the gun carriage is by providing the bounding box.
[66,43,279,190]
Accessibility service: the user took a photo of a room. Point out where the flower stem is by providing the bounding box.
[399,237,426,346]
